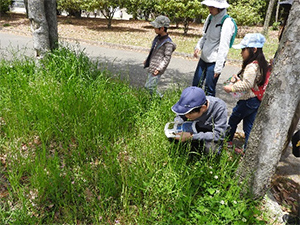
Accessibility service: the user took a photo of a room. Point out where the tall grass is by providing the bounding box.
[0,47,265,224]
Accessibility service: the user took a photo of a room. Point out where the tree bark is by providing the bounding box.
[237,0,300,199]
[263,0,277,36]
[28,0,58,58]
[44,0,58,50]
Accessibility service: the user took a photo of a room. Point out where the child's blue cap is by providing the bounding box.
[232,33,266,49]
[172,87,207,115]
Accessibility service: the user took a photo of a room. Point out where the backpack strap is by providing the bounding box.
[204,14,238,48]
[204,15,212,33]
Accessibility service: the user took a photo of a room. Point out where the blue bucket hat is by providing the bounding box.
[232,33,266,49]
[172,87,207,115]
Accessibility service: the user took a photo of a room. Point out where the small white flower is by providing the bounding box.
[214,175,218,179]
[216,190,220,194]
[210,171,213,174]
[209,166,212,169]
[242,218,247,222]
[233,200,237,204]
[220,200,225,205]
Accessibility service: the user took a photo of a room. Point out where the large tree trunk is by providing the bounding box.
[237,0,300,199]
[28,0,58,58]
[262,0,277,36]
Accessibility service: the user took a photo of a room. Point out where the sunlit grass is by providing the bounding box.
[0,46,267,224]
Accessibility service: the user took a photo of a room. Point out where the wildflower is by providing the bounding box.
[242,218,247,222]
[209,166,212,169]
[214,175,218,179]
[220,200,225,205]
[233,200,237,204]
[210,171,213,174]
[216,190,220,194]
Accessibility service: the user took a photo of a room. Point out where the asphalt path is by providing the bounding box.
[0,31,240,111]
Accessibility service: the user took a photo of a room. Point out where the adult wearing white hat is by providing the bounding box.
[192,0,236,97]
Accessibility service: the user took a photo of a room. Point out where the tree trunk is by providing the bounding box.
[263,0,277,36]
[44,0,58,50]
[237,0,300,199]
[275,0,280,23]
[28,0,58,58]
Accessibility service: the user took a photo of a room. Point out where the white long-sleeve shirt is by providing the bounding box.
[195,10,235,74]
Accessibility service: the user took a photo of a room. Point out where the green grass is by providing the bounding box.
[0,47,266,224]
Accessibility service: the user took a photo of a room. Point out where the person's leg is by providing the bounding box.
[242,97,261,148]
[192,59,206,87]
[227,101,245,142]
[204,62,218,96]
[145,73,161,96]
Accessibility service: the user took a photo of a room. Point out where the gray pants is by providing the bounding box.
[144,73,162,97]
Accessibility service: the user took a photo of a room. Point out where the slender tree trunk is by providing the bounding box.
[237,0,300,199]
[275,0,280,23]
[28,0,58,58]
[263,0,277,36]
[45,0,58,50]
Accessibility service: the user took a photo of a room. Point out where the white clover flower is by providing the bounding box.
[210,171,213,174]
[233,200,237,204]
[209,166,212,169]
[220,200,225,205]
[214,175,218,179]
[242,218,247,222]
[216,190,220,194]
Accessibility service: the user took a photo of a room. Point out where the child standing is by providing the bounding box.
[223,33,269,154]
[144,15,176,97]
[192,0,236,96]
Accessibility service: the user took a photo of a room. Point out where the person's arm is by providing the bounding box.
[231,63,258,92]
[214,18,235,75]
[192,104,228,142]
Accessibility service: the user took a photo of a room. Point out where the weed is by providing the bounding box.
[0,47,265,224]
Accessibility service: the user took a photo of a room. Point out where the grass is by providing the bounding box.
[0,46,268,224]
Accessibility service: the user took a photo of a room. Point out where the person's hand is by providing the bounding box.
[214,73,220,78]
[175,132,193,142]
[223,84,233,93]
[194,49,200,58]
[153,70,160,76]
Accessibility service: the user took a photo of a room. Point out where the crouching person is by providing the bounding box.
[169,86,228,154]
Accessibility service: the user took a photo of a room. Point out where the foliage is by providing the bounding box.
[57,0,82,18]
[228,0,267,26]
[94,0,122,28]
[55,0,275,33]
[156,0,204,35]
[125,0,159,20]
[0,47,266,224]
[0,0,12,14]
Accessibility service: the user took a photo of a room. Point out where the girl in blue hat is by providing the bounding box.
[223,33,269,155]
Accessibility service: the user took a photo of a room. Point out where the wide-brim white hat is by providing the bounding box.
[201,0,230,9]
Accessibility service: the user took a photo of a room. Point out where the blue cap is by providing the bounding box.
[232,33,266,49]
[172,87,207,115]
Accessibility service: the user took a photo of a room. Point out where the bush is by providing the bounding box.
[0,0,12,14]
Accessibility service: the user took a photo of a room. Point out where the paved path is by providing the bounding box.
[0,31,240,110]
